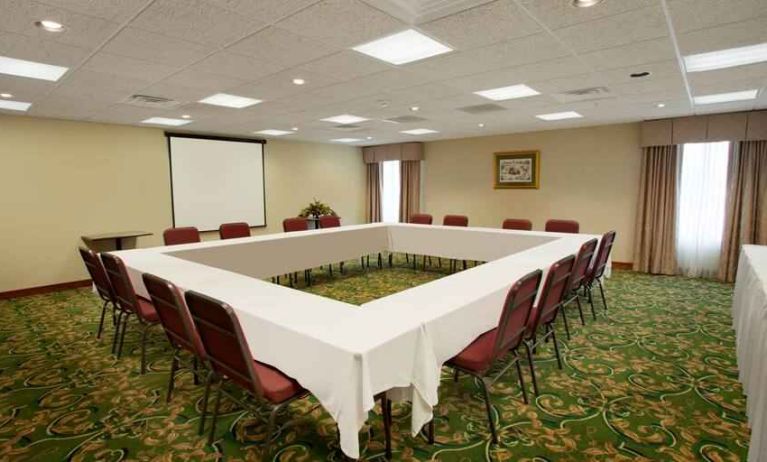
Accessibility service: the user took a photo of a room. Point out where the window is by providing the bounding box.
[676,141,730,277]
[381,160,400,223]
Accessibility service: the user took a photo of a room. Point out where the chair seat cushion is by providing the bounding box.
[253,361,304,404]
[449,328,498,372]
[137,297,159,323]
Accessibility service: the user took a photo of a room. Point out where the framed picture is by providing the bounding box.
[494,150,540,189]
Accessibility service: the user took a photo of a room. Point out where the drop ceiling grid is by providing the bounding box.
[0,0,763,143]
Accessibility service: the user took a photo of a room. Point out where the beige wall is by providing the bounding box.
[0,115,365,292]
[422,123,641,262]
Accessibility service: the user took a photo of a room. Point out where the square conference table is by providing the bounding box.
[111,223,608,458]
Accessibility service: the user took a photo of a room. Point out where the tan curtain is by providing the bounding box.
[399,160,421,223]
[633,145,679,275]
[365,163,382,223]
[718,140,767,281]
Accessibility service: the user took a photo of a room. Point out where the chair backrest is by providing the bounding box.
[545,219,579,234]
[318,215,341,228]
[142,273,205,358]
[443,214,468,227]
[528,254,576,332]
[502,218,533,231]
[590,231,616,281]
[409,213,433,225]
[185,290,262,396]
[163,227,201,245]
[219,222,250,240]
[491,269,542,359]
[567,238,598,293]
[100,253,141,316]
[78,247,114,303]
[283,217,309,233]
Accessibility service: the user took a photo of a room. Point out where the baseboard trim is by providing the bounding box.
[0,279,92,300]
[612,261,633,270]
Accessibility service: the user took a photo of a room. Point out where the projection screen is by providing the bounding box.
[168,135,265,231]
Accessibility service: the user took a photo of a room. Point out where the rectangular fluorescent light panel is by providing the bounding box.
[321,114,368,124]
[0,55,68,81]
[352,29,452,65]
[331,138,362,143]
[199,93,262,108]
[0,99,31,111]
[255,129,293,136]
[474,84,540,101]
[535,111,582,121]
[684,42,767,72]
[400,128,438,135]
[693,89,758,105]
[141,117,192,126]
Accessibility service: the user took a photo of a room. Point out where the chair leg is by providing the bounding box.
[413,254,417,270]
[462,260,467,270]
[598,279,608,312]
[341,261,345,273]
[329,263,333,276]
[523,341,539,396]
[117,314,130,358]
[560,307,571,340]
[405,254,409,263]
[140,323,150,375]
[422,255,427,270]
[263,402,285,459]
[97,300,109,339]
[388,254,393,267]
[514,354,528,404]
[207,382,223,445]
[167,351,179,403]
[575,297,586,326]
[199,372,214,435]
[477,378,498,444]
[438,257,442,267]
[550,327,563,370]
[587,285,597,320]
[378,253,383,269]
[111,311,123,354]
[382,396,392,460]
[453,369,460,382]
[428,418,435,444]
[192,356,200,385]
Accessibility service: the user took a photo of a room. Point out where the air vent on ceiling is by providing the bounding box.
[123,94,181,109]
[552,86,613,103]
[457,103,506,114]
[385,115,428,123]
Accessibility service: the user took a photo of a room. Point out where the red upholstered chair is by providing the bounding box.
[523,254,576,396]
[163,227,201,245]
[445,269,542,444]
[560,239,599,335]
[409,213,433,225]
[443,215,469,271]
[282,217,309,233]
[583,231,616,314]
[502,218,533,231]
[184,290,392,457]
[142,273,208,419]
[219,222,250,240]
[544,219,580,234]
[100,253,160,374]
[78,247,116,341]
[318,216,345,275]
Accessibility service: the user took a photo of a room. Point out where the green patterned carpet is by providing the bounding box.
[0,258,751,461]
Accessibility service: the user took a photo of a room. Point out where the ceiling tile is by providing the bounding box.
[443,56,591,92]
[29,93,105,119]
[295,50,394,81]
[191,51,286,81]
[419,0,541,50]
[515,0,655,30]
[83,52,178,82]
[233,69,341,101]
[579,37,676,70]
[205,0,321,23]
[676,17,767,55]
[227,26,339,69]
[131,0,265,47]
[0,30,91,68]
[51,68,154,102]
[159,68,249,92]
[34,0,148,23]
[0,74,54,100]
[686,62,767,90]
[667,0,767,34]
[102,26,214,67]
[275,0,405,48]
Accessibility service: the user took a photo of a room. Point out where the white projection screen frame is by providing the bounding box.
[167,134,266,231]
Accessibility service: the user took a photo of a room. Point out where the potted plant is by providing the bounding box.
[299,199,337,219]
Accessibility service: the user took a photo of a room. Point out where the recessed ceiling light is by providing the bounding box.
[321,114,368,124]
[630,71,651,78]
[291,127,299,131]
[536,111,583,121]
[684,42,767,73]
[198,93,262,108]
[478,123,485,128]
[0,99,31,111]
[693,89,758,105]
[366,136,373,140]
[0,92,12,98]
[331,138,362,143]
[656,103,666,108]
[572,0,604,7]
[0,55,68,81]
[474,84,540,101]
[35,20,64,32]
[141,117,192,126]
[255,129,293,136]
[292,78,305,85]
[181,114,191,119]
[410,106,420,112]
[401,128,439,135]
[352,29,452,65]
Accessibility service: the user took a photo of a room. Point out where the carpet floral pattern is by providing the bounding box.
[0,257,750,461]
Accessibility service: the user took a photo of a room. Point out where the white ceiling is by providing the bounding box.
[1,0,766,145]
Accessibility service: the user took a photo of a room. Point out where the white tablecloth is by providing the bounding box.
[732,245,767,461]
[113,223,606,458]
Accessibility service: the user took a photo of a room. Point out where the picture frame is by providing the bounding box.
[494,150,540,189]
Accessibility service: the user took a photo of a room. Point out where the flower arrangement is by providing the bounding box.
[299,199,337,218]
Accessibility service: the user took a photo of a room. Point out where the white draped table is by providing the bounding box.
[112,223,607,458]
[732,245,767,461]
